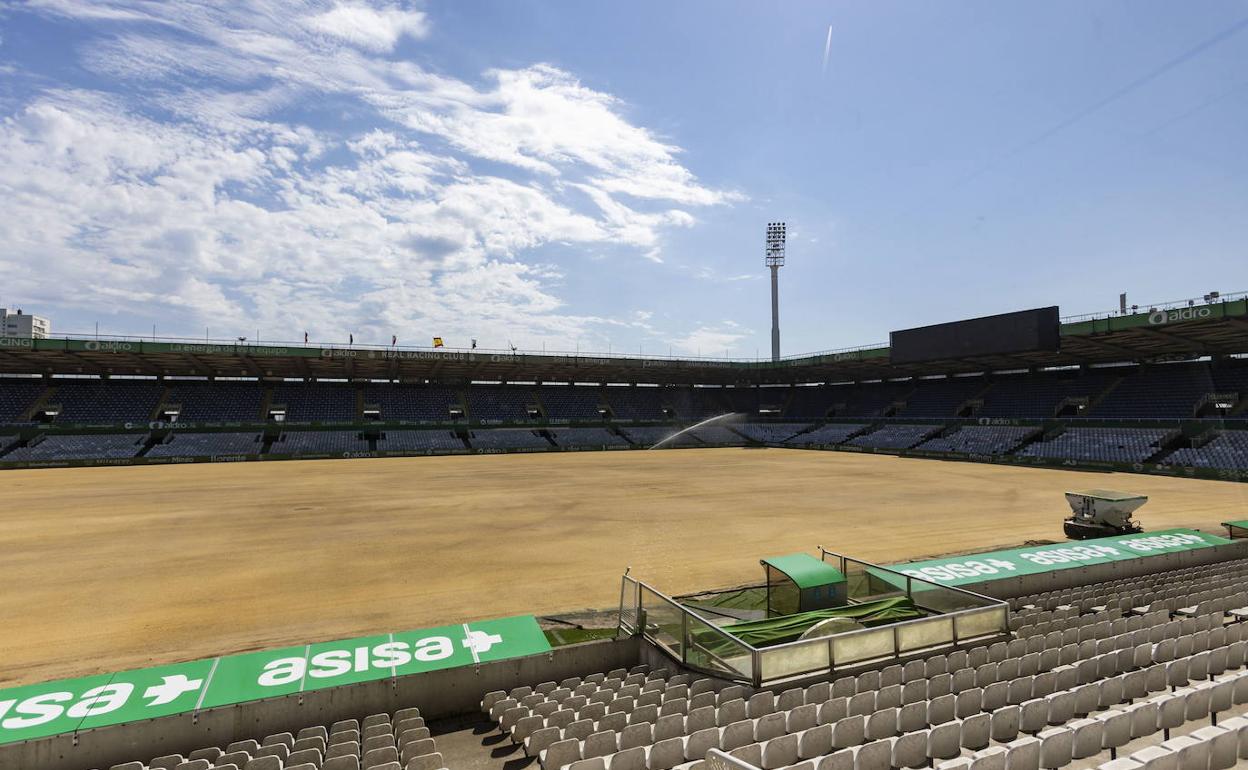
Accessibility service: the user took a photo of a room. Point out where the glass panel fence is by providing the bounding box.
[757,638,830,680]
[894,615,954,654]
[955,605,1009,641]
[684,610,754,682]
[830,625,895,666]
[640,585,685,658]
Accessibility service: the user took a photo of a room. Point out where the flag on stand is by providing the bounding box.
[432,337,444,348]
[392,335,397,346]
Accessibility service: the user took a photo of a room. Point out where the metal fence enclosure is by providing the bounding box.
[619,552,1008,687]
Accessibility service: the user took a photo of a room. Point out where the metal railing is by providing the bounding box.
[705,749,763,770]
[21,287,1243,367]
[39,331,884,365]
[1060,291,1247,323]
[618,553,1008,688]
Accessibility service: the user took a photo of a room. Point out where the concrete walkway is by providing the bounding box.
[432,715,538,770]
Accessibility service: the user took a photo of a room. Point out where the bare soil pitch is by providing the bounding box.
[2,448,1245,688]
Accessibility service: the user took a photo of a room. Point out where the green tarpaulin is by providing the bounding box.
[717,596,922,648]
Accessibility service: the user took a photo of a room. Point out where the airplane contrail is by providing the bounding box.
[821,25,832,75]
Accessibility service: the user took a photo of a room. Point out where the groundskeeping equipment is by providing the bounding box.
[1063,488,1147,540]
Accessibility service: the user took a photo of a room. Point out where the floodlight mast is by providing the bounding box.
[765,222,786,361]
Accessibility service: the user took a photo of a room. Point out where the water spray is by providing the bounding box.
[649,412,743,449]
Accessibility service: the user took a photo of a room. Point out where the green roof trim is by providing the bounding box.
[761,553,846,590]
[1223,520,1248,530]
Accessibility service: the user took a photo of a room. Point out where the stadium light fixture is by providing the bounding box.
[765,222,786,361]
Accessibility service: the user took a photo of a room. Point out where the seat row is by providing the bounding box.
[1013,558,1248,612]
[104,707,440,770]
[561,644,1248,770]
[498,607,1243,768]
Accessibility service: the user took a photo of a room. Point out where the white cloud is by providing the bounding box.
[2,0,743,350]
[668,322,751,357]
[305,2,429,52]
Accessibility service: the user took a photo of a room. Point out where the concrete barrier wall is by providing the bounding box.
[965,539,1248,599]
[1,637,640,770]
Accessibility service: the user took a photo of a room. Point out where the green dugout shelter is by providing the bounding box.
[761,553,847,618]
[1224,520,1248,539]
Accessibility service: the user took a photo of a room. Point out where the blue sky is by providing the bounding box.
[0,1,1245,356]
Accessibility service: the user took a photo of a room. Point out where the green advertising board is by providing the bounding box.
[0,615,549,745]
[888,528,1232,587]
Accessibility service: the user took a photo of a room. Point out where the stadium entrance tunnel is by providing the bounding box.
[618,550,1010,688]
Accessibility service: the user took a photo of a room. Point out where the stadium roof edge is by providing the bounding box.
[0,298,1243,386]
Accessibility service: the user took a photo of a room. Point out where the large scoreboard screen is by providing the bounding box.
[889,306,1060,364]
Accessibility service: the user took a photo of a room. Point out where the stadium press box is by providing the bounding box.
[0,615,550,745]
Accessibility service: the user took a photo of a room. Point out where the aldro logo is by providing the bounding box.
[1148,307,1212,326]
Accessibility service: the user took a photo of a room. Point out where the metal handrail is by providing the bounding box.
[705,749,764,770]
[749,602,1003,655]
[1060,291,1247,323]
[620,551,1010,686]
[29,288,1244,364]
[818,547,1006,608]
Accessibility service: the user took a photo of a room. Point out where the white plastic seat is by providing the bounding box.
[1037,727,1073,769]
[928,721,962,761]
[791,724,829,761]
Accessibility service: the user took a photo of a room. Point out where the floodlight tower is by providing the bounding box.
[765,222,786,361]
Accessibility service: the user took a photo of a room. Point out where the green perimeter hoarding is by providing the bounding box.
[0,615,549,745]
[888,528,1232,588]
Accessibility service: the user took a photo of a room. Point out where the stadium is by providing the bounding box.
[2,294,1248,770]
[5,4,1248,770]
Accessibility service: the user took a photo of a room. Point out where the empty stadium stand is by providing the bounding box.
[735,424,811,444]
[468,386,540,423]
[1163,430,1248,471]
[663,389,731,422]
[1017,428,1174,464]
[1091,365,1222,419]
[606,389,668,422]
[1,357,1247,475]
[271,383,358,423]
[847,424,942,450]
[784,387,834,421]
[363,384,464,423]
[830,383,915,419]
[377,430,466,452]
[915,426,1039,456]
[161,381,265,422]
[5,433,147,461]
[0,377,44,422]
[896,377,988,418]
[686,425,745,445]
[785,384,913,421]
[621,426,692,447]
[783,424,869,447]
[146,432,261,458]
[541,387,609,421]
[52,379,164,423]
[468,428,552,450]
[480,556,1248,770]
[977,372,1117,418]
[549,427,631,448]
[101,705,441,770]
[722,387,761,415]
[275,431,368,455]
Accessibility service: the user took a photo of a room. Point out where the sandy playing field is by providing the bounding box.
[2,448,1246,688]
